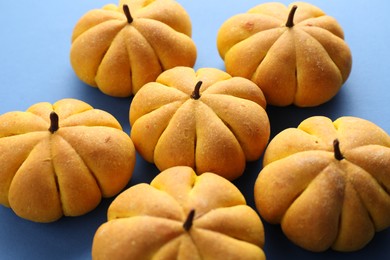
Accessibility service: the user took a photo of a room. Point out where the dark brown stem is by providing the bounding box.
[286,5,298,28]
[191,81,203,100]
[123,5,133,24]
[49,111,59,133]
[333,139,344,161]
[183,209,195,231]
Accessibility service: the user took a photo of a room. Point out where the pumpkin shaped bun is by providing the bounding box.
[217,2,352,107]
[254,116,390,252]
[130,66,270,180]
[70,0,197,97]
[0,99,136,222]
[92,166,266,260]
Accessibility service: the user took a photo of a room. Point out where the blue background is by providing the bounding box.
[0,0,389,259]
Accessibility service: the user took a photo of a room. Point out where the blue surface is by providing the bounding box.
[0,1,389,259]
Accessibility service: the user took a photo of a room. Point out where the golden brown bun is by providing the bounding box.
[130,66,270,180]
[254,116,390,252]
[92,166,266,260]
[0,99,136,222]
[217,2,352,107]
[70,0,197,97]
